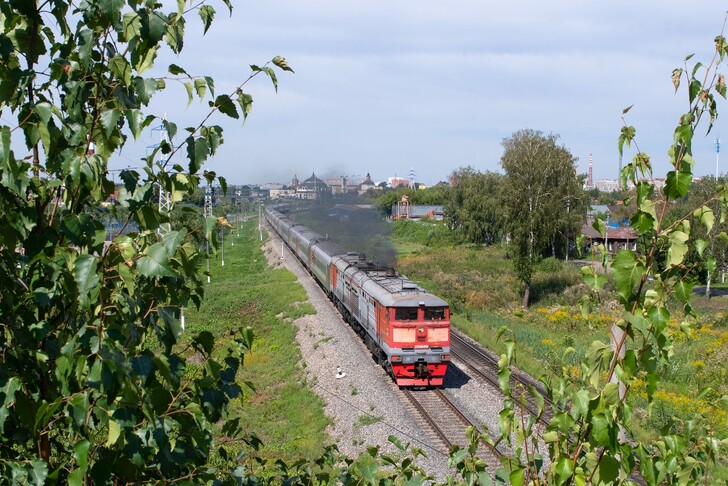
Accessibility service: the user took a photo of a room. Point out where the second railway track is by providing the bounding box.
[450,329,555,424]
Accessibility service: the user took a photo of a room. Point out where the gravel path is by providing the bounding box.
[262,228,509,482]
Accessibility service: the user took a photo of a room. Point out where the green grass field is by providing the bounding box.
[182,220,330,462]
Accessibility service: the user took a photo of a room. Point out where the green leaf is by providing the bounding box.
[674,279,694,303]
[137,242,176,278]
[610,250,645,303]
[554,456,575,483]
[0,376,21,434]
[194,78,207,99]
[666,230,689,267]
[214,94,239,119]
[73,254,99,308]
[664,170,692,199]
[186,136,209,173]
[592,218,605,237]
[73,439,91,473]
[602,382,621,406]
[695,238,706,257]
[272,55,295,73]
[166,15,185,54]
[0,126,12,166]
[693,205,714,233]
[105,419,121,447]
[199,5,215,33]
[125,109,146,139]
[184,81,194,105]
[647,306,670,335]
[618,125,635,157]
[132,77,159,104]
[581,265,607,291]
[135,45,159,74]
[109,55,132,86]
[34,102,53,124]
[28,460,48,485]
[597,455,620,484]
[237,91,253,122]
[590,413,614,447]
[99,0,123,17]
[169,63,187,75]
[99,109,120,138]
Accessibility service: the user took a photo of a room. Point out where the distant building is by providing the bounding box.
[388,176,410,188]
[390,198,444,221]
[358,173,379,195]
[593,179,621,192]
[295,172,328,200]
[269,187,297,199]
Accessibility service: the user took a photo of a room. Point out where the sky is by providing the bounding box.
[109,1,728,186]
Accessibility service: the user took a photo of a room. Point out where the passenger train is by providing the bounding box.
[265,205,451,387]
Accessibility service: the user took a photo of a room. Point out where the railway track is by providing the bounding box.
[401,388,502,469]
[450,329,555,424]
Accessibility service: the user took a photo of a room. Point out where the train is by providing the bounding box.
[264,205,451,387]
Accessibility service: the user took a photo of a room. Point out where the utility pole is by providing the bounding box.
[716,137,721,179]
[204,184,213,283]
[151,117,172,235]
[220,226,225,266]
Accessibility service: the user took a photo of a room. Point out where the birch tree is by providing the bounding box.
[501,129,582,307]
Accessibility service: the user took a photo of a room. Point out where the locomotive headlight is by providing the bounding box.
[418,326,425,333]
[441,354,451,361]
[391,355,402,363]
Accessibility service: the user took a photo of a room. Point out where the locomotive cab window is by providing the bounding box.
[424,307,446,320]
[394,307,418,321]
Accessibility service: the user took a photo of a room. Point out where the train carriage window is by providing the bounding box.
[424,307,446,320]
[394,307,418,321]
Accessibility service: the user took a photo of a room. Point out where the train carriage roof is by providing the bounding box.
[313,239,347,258]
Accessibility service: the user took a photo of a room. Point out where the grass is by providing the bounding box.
[182,219,330,462]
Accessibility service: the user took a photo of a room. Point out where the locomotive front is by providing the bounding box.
[360,274,451,388]
[386,294,450,387]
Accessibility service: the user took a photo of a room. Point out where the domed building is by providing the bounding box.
[295,172,328,200]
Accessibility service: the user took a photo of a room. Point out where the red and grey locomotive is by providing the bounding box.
[265,205,451,387]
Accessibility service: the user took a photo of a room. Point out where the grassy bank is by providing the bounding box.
[183,220,330,462]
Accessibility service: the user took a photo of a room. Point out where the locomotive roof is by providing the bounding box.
[334,253,448,308]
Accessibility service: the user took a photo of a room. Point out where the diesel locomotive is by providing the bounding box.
[265,205,451,387]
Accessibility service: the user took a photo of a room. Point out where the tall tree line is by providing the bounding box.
[444,130,588,307]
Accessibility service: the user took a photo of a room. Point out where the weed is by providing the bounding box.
[357,414,384,427]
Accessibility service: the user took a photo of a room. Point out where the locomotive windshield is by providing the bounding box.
[424,307,446,320]
[394,307,418,321]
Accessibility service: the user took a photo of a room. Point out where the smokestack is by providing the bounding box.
[588,153,593,188]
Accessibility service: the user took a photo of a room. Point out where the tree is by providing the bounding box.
[444,167,505,245]
[0,1,292,482]
[665,176,728,298]
[500,129,582,307]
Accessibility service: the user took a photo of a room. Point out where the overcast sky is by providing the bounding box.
[110,1,728,186]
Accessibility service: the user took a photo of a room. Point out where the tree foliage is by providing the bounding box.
[444,167,506,245]
[500,129,586,307]
[0,0,291,482]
